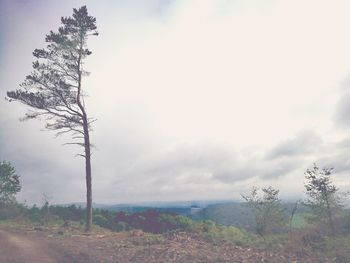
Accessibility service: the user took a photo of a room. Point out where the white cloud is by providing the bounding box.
[1,0,350,204]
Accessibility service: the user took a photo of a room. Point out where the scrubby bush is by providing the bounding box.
[159,214,194,231]
[193,220,254,246]
[93,214,109,228]
[49,205,85,221]
[0,202,26,220]
[241,186,286,236]
[114,221,131,231]
[26,205,42,222]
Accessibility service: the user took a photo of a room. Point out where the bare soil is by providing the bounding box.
[0,229,54,263]
[0,225,334,263]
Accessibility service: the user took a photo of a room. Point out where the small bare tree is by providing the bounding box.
[242,186,286,236]
[289,200,300,234]
[6,6,98,232]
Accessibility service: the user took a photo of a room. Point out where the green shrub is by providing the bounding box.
[0,202,25,220]
[26,205,42,222]
[159,214,194,231]
[144,234,164,245]
[93,214,109,228]
[185,219,255,246]
[114,221,131,231]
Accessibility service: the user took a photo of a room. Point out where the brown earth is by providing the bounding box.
[0,225,335,263]
[0,229,55,263]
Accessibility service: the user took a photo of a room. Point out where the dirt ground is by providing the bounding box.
[0,229,55,263]
[0,225,334,263]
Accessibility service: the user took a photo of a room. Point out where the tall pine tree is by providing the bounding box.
[7,6,98,232]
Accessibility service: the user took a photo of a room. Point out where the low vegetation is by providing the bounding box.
[1,161,350,261]
[241,186,286,236]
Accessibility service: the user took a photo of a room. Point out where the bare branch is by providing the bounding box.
[62,142,85,147]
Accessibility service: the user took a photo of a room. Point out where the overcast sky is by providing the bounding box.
[1,0,350,205]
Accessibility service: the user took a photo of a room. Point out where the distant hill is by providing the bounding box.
[59,200,320,230]
[198,202,255,229]
[61,199,234,210]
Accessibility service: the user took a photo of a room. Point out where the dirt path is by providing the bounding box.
[0,229,55,263]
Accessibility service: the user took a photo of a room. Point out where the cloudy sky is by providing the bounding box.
[1,0,350,205]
